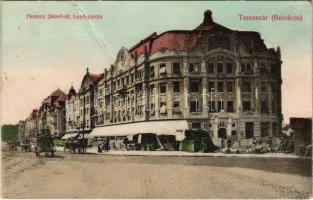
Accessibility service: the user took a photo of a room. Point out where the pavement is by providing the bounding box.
[56,146,306,158]
[2,146,312,199]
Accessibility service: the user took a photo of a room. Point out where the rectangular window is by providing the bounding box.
[261,122,269,137]
[150,84,155,95]
[173,101,180,112]
[272,99,276,113]
[261,101,269,113]
[208,82,215,92]
[189,81,200,93]
[260,63,267,74]
[241,63,246,72]
[243,81,251,92]
[245,122,254,139]
[261,81,267,92]
[243,101,251,112]
[150,66,155,78]
[160,84,166,93]
[271,64,276,74]
[246,63,252,73]
[272,122,278,137]
[189,63,199,73]
[191,123,201,129]
[173,81,180,93]
[271,82,275,93]
[150,104,155,115]
[227,101,234,112]
[208,101,215,113]
[207,63,214,73]
[227,82,233,92]
[217,101,224,112]
[189,63,195,73]
[173,63,180,74]
[217,81,224,92]
[160,102,167,114]
[226,63,233,73]
[190,101,200,112]
[86,96,89,104]
[159,64,166,74]
[217,63,223,73]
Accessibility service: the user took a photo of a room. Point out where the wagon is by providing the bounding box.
[20,143,32,152]
[34,131,56,157]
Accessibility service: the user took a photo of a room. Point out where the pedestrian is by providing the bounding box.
[105,138,110,152]
[98,142,102,153]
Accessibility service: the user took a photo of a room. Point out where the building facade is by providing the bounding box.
[18,120,26,144]
[24,109,38,142]
[290,118,312,156]
[74,69,103,135]
[65,86,79,133]
[20,10,283,146]
[93,10,282,145]
[37,89,67,137]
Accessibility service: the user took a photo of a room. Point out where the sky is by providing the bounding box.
[1,1,312,124]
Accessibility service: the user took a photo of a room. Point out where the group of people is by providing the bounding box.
[66,137,87,153]
[98,138,110,153]
[97,137,130,153]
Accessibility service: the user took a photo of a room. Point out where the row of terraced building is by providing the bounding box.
[19,10,283,146]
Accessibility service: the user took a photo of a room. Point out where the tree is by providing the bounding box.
[1,124,19,142]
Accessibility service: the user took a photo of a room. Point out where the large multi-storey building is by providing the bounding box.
[21,10,283,147]
[24,109,38,142]
[91,10,282,145]
[37,89,67,137]
[73,69,103,134]
[65,86,79,133]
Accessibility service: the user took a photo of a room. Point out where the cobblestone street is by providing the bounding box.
[2,148,312,199]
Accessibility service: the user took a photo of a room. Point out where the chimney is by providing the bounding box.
[203,10,213,23]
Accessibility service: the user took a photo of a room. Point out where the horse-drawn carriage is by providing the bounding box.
[64,136,88,154]
[19,138,32,152]
[34,130,55,157]
[20,143,32,152]
[7,140,18,151]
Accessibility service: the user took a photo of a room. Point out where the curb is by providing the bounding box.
[55,147,307,159]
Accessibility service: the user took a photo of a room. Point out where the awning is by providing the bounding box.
[61,133,79,140]
[88,120,188,140]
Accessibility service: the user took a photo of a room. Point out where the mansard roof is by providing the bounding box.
[42,88,67,108]
[129,10,268,58]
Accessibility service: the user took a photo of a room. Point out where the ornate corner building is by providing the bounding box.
[93,10,282,145]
